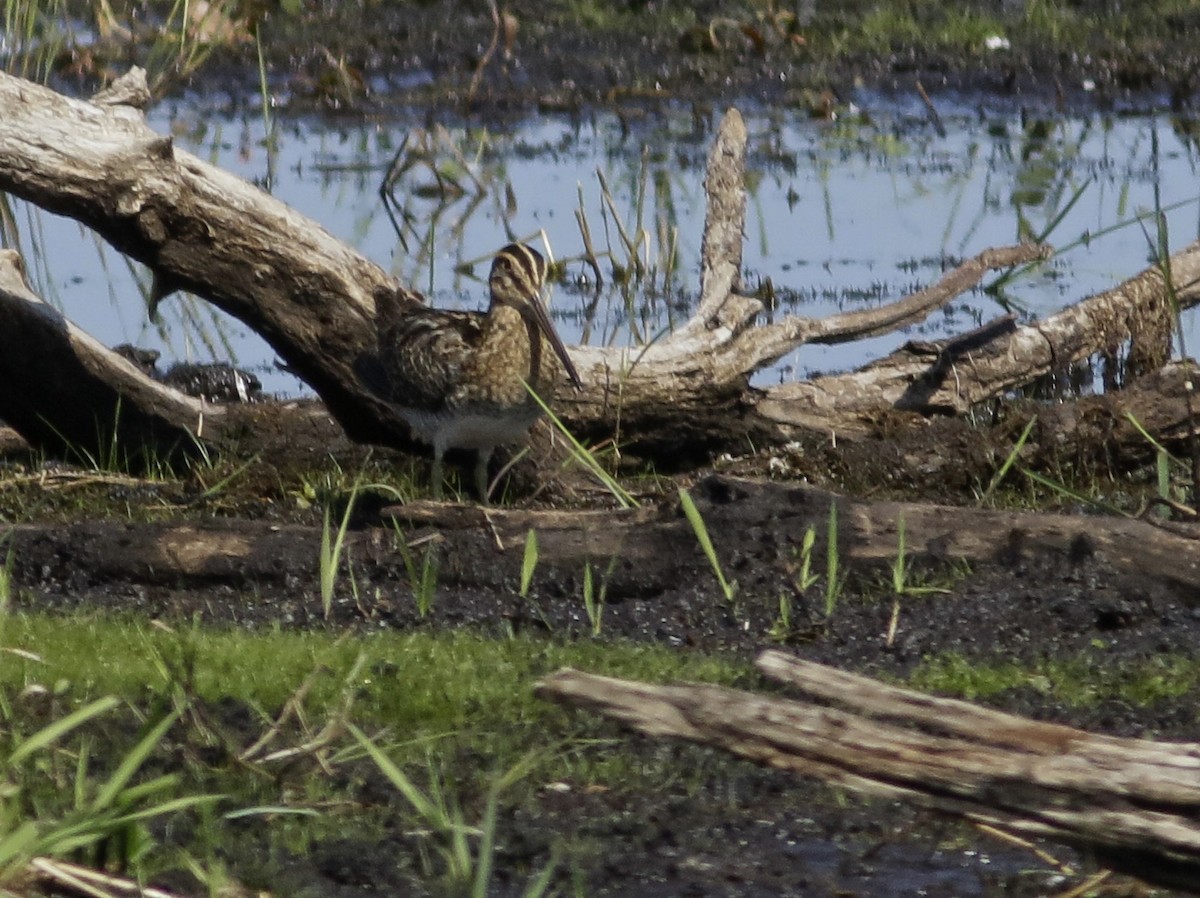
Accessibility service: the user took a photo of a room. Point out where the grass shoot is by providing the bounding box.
[394,528,440,618]
[824,501,841,617]
[319,474,362,619]
[678,487,737,603]
[520,529,539,599]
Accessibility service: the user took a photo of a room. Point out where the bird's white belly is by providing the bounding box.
[399,406,540,452]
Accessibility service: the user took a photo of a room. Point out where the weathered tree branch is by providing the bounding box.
[762,241,1200,437]
[0,67,409,448]
[536,651,1200,891]
[1,68,1197,464]
[0,249,212,462]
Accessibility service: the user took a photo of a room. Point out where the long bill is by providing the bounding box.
[527,292,584,392]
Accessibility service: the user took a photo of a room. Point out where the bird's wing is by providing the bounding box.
[380,309,484,409]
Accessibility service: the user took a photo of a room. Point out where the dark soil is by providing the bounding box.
[4,408,1198,896]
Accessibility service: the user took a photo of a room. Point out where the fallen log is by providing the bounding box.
[3,68,1194,468]
[536,651,1200,892]
[0,249,209,462]
[7,475,1199,599]
[0,69,410,449]
[763,241,1200,438]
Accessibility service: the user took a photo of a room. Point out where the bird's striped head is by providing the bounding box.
[488,243,547,309]
[488,242,583,392]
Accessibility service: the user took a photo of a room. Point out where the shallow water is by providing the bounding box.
[10,97,1200,397]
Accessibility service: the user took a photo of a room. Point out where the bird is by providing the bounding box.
[370,242,583,501]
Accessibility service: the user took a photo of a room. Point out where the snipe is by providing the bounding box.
[371,243,583,500]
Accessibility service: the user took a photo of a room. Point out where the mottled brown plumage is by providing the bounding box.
[376,243,583,499]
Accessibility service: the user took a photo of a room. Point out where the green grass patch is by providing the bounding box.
[911,650,1200,707]
[0,610,760,887]
[1,611,750,770]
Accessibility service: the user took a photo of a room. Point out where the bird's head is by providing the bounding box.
[488,243,582,391]
[489,243,547,309]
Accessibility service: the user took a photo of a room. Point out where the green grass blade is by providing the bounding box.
[523,383,639,508]
[1125,412,1172,457]
[349,724,444,825]
[979,416,1036,504]
[678,487,735,601]
[521,857,558,898]
[1034,177,1092,244]
[92,711,180,810]
[320,505,334,608]
[520,530,539,598]
[73,735,90,810]
[224,806,323,820]
[104,793,225,825]
[8,695,121,767]
[113,773,180,805]
[1018,466,1127,517]
[471,790,499,898]
[0,821,39,868]
[824,501,840,617]
[891,513,907,594]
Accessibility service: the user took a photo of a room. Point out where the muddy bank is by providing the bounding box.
[5,421,1200,894]
[42,1,1200,117]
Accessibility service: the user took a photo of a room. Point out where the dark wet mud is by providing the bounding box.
[5,414,1199,896]
[61,0,1200,117]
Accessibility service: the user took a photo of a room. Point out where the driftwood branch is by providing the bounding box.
[381,473,1200,596]
[0,67,409,450]
[0,249,351,466]
[536,651,1200,891]
[764,239,1200,437]
[0,249,212,460]
[3,69,1193,463]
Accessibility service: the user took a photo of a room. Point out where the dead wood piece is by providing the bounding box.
[7,476,1200,601]
[0,249,213,464]
[690,106,749,333]
[0,69,411,448]
[764,239,1200,437]
[536,653,1200,891]
[674,476,1200,599]
[2,68,1197,465]
[29,856,188,898]
[1029,359,1200,470]
[90,65,152,109]
[755,652,1200,767]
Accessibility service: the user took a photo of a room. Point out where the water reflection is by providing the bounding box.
[5,101,1199,397]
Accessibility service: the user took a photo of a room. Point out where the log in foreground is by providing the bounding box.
[537,651,1200,892]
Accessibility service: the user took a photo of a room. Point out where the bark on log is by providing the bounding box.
[8,475,1199,598]
[0,249,358,466]
[536,651,1200,891]
[4,68,1193,465]
[1029,359,1200,472]
[765,241,1200,438]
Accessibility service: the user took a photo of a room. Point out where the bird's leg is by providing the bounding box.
[430,449,445,501]
[474,447,494,504]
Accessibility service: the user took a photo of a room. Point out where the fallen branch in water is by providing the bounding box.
[2,68,1195,467]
